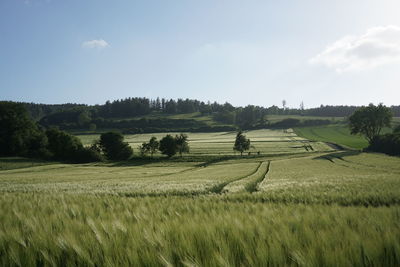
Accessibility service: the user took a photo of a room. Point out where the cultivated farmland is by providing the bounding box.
[1,129,400,266]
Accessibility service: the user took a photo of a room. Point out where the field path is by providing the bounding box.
[209,162,263,194]
[222,161,270,193]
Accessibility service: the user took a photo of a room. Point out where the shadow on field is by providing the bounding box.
[313,151,361,162]
[108,155,239,167]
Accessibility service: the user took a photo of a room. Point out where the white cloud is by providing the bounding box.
[310,25,400,72]
[82,39,109,49]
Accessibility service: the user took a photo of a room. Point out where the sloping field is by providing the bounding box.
[256,151,400,206]
[0,161,259,195]
[294,125,369,149]
[1,129,400,266]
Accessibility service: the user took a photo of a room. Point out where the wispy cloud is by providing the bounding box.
[82,39,109,49]
[310,25,400,72]
[24,0,52,5]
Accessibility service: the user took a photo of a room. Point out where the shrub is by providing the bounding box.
[368,133,400,156]
[75,147,104,163]
[46,128,83,161]
[46,128,103,163]
[99,132,133,160]
[159,135,177,158]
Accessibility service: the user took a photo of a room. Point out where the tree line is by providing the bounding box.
[1,101,257,163]
[20,98,400,131]
[0,101,193,162]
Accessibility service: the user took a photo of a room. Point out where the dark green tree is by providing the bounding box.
[139,142,151,157]
[148,137,159,157]
[139,136,159,157]
[46,128,83,160]
[175,133,189,157]
[99,132,133,160]
[0,101,48,157]
[159,134,177,158]
[46,128,102,163]
[349,104,392,144]
[233,131,250,156]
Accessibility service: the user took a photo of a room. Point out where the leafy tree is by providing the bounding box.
[368,133,400,156]
[233,131,250,156]
[0,101,48,157]
[148,137,159,157]
[99,132,133,160]
[349,104,392,143]
[159,134,177,158]
[46,128,83,160]
[46,128,102,162]
[394,125,400,133]
[139,137,159,158]
[139,142,151,157]
[175,133,189,157]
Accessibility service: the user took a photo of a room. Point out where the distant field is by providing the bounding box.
[294,125,369,149]
[78,129,333,156]
[294,124,398,150]
[110,111,219,126]
[266,114,344,123]
[1,128,400,265]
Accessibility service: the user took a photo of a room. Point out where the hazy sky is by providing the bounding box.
[1,0,400,108]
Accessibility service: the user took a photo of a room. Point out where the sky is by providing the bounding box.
[1,0,400,108]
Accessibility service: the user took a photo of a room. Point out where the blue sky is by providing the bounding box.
[1,0,400,108]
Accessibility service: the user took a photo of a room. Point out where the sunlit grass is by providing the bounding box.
[1,129,400,265]
[0,193,399,266]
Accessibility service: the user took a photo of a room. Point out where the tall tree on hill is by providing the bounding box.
[233,131,251,156]
[349,103,392,144]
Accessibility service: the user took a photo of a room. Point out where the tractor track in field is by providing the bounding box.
[219,161,271,194]
[210,161,263,194]
[252,160,271,193]
[247,161,270,193]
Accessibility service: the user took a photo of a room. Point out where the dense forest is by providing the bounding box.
[15,97,400,132]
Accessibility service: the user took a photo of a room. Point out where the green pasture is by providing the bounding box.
[294,125,369,149]
[265,114,344,123]
[294,124,399,150]
[1,128,400,266]
[77,129,334,156]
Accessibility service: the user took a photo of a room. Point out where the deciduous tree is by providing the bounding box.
[233,131,250,156]
[159,134,177,158]
[349,103,392,144]
[99,132,133,160]
[175,134,189,157]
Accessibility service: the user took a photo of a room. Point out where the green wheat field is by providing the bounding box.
[1,129,400,266]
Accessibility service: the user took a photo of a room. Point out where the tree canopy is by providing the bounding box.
[159,135,177,158]
[0,101,47,157]
[99,132,133,160]
[175,134,190,157]
[233,131,251,156]
[140,136,159,157]
[349,104,392,143]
